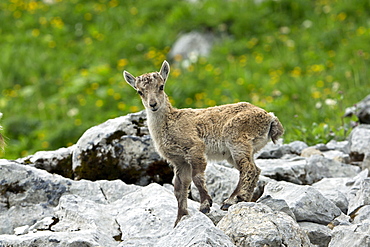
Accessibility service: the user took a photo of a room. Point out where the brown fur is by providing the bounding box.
[124,61,284,227]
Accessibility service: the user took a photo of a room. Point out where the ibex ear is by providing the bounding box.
[159,60,170,83]
[123,71,136,89]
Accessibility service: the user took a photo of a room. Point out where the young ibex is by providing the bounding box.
[124,61,284,227]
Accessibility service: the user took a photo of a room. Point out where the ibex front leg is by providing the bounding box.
[173,163,192,227]
[186,151,212,214]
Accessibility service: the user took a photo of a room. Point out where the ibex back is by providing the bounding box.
[124,61,284,227]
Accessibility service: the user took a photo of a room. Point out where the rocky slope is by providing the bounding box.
[1,110,370,247]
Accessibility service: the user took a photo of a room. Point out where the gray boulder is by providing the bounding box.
[206,203,228,226]
[0,160,68,234]
[154,212,235,247]
[298,221,332,247]
[311,169,370,217]
[0,230,117,247]
[255,154,360,185]
[347,124,370,164]
[3,106,370,246]
[301,146,323,157]
[288,140,309,154]
[114,183,232,246]
[311,174,365,215]
[217,202,311,247]
[312,177,352,197]
[0,204,54,235]
[18,146,75,178]
[168,31,214,62]
[321,150,351,164]
[0,160,235,247]
[190,162,239,205]
[72,111,173,185]
[344,94,370,124]
[114,183,198,246]
[329,220,370,247]
[257,195,296,220]
[325,139,350,153]
[312,169,368,202]
[329,213,352,228]
[306,155,360,178]
[347,178,370,215]
[363,153,370,171]
[262,180,342,224]
[256,157,314,185]
[256,140,307,158]
[352,205,370,224]
[190,162,274,205]
[0,159,140,235]
[312,181,349,214]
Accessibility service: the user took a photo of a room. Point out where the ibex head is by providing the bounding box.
[124,61,170,112]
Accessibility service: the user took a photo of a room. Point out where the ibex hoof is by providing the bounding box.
[174,211,189,228]
[200,206,210,214]
[200,198,212,214]
[220,203,232,211]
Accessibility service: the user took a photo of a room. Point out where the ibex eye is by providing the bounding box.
[137,91,143,96]
[159,85,164,91]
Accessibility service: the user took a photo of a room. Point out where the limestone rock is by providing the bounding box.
[262,180,342,224]
[347,178,370,215]
[256,157,313,185]
[325,140,349,153]
[329,220,370,247]
[190,162,239,205]
[306,155,360,178]
[257,195,296,220]
[168,31,214,62]
[72,111,173,185]
[217,202,311,247]
[347,124,370,162]
[298,221,332,247]
[256,139,289,158]
[288,140,309,154]
[256,140,307,158]
[344,94,370,124]
[206,203,228,226]
[312,183,349,214]
[3,107,370,246]
[352,205,370,224]
[311,169,368,205]
[1,160,234,247]
[154,212,235,247]
[0,160,67,234]
[362,153,370,171]
[18,146,75,178]
[257,154,359,186]
[321,150,351,164]
[312,177,352,198]
[115,183,199,246]
[0,230,117,247]
[329,213,352,228]
[301,147,322,157]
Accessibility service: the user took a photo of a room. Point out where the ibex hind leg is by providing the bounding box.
[191,164,212,214]
[221,142,260,210]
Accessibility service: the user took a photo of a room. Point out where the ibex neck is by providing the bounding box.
[146,95,174,135]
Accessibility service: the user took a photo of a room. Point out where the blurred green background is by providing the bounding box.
[0,0,369,159]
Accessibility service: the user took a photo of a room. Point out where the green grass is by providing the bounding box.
[0,0,369,159]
